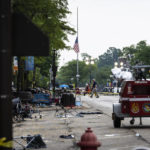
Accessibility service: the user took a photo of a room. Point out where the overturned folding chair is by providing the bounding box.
[13,134,46,150]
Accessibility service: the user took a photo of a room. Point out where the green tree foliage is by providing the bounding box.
[95,66,112,86]
[121,40,150,78]
[122,45,136,56]
[97,47,122,68]
[12,0,75,50]
[34,56,52,77]
[57,49,122,88]
[81,53,92,61]
[122,45,136,65]
[135,41,150,65]
[58,41,150,89]
[96,47,122,87]
[57,60,96,87]
[28,67,49,88]
[12,0,75,89]
[123,41,150,65]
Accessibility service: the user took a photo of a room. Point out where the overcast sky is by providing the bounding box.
[59,0,150,67]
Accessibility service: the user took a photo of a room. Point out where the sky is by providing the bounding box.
[59,0,150,67]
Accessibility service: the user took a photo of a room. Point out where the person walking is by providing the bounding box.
[84,83,91,96]
[90,79,99,98]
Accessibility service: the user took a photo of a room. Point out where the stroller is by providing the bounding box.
[21,103,32,119]
[12,97,24,122]
[12,97,32,122]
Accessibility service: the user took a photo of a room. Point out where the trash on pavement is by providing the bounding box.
[76,113,84,117]
[105,134,118,137]
[135,133,140,137]
[59,134,75,139]
[78,111,103,115]
[56,113,74,118]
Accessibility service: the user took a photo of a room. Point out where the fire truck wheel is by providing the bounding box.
[130,118,135,125]
[113,116,121,128]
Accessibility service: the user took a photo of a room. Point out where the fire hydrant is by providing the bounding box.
[77,128,101,150]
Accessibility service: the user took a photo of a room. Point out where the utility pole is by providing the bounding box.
[0,0,12,149]
[76,7,80,87]
[49,66,52,90]
[52,50,57,100]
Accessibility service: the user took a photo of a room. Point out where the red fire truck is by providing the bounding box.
[112,66,150,128]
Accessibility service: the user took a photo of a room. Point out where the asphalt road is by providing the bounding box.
[82,95,150,150]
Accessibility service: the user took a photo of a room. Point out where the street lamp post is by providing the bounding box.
[114,62,118,68]
[76,74,80,87]
[49,66,53,90]
[52,50,57,100]
[114,61,124,68]
[85,57,94,84]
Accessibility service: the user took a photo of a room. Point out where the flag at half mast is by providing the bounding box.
[73,37,79,53]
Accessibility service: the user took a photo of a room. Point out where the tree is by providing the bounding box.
[122,40,150,78]
[96,66,112,88]
[57,60,96,87]
[12,0,75,90]
[95,47,122,88]
[12,0,75,51]
[97,47,122,68]
[81,53,92,61]
[122,45,136,65]
[134,41,150,64]
[122,40,150,65]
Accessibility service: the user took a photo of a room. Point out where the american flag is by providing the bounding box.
[73,37,79,53]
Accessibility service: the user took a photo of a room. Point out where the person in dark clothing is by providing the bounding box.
[90,79,99,98]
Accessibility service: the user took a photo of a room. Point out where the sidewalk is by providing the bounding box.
[13,100,104,150]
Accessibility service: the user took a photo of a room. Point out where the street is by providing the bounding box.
[13,95,150,150]
[82,95,150,149]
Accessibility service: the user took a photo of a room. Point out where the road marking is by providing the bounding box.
[100,134,134,140]
[110,145,150,150]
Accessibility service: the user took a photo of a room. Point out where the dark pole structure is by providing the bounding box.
[33,65,36,88]
[76,7,79,88]
[89,68,92,85]
[85,57,94,86]
[0,0,12,149]
[52,50,57,100]
[17,57,21,91]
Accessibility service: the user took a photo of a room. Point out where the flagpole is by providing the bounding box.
[76,7,79,88]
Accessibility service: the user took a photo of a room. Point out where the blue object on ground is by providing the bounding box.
[76,101,82,106]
